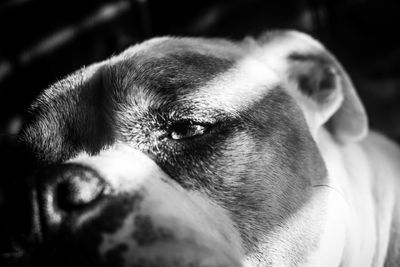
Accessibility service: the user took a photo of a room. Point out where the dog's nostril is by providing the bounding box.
[37,164,110,235]
[56,168,106,211]
[40,164,108,221]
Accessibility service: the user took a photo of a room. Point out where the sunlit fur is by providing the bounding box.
[5,30,400,267]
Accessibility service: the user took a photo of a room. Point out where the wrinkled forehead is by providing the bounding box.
[106,37,280,114]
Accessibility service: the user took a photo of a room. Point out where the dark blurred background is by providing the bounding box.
[0,0,400,140]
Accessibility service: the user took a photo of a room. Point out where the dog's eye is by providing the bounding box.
[169,123,207,140]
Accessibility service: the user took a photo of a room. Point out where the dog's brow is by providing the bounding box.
[104,51,238,112]
[153,102,238,124]
[107,52,235,93]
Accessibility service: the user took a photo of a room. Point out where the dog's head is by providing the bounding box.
[0,31,367,266]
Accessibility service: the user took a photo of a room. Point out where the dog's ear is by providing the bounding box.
[254,31,368,143]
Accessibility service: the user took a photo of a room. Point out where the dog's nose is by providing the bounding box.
[39,164,107,230]
[55,165,106,211]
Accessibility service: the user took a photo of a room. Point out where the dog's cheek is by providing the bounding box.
[206,95,327,261]
[205,133,289,250]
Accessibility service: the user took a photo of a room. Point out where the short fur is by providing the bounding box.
[1,30,399,267]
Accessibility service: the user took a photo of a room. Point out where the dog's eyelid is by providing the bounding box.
[163,118,220,141]
[169,124,207,140]
[169,117,214,126]
[167,107,237,123]
[161,104,235,123]
[165,113,218,126]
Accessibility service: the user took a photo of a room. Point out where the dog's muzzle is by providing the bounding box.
[5,145,242,267]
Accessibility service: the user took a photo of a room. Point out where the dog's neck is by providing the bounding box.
[314,128,400,266]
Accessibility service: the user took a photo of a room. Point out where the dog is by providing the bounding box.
[1,30,400,267]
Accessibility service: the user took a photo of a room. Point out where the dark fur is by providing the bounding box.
[1,37,328,266]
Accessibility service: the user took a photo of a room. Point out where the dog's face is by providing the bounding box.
[0,31,367,266]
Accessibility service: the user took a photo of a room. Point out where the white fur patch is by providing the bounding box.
[69,144,243,266]
[193,55,280,114]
